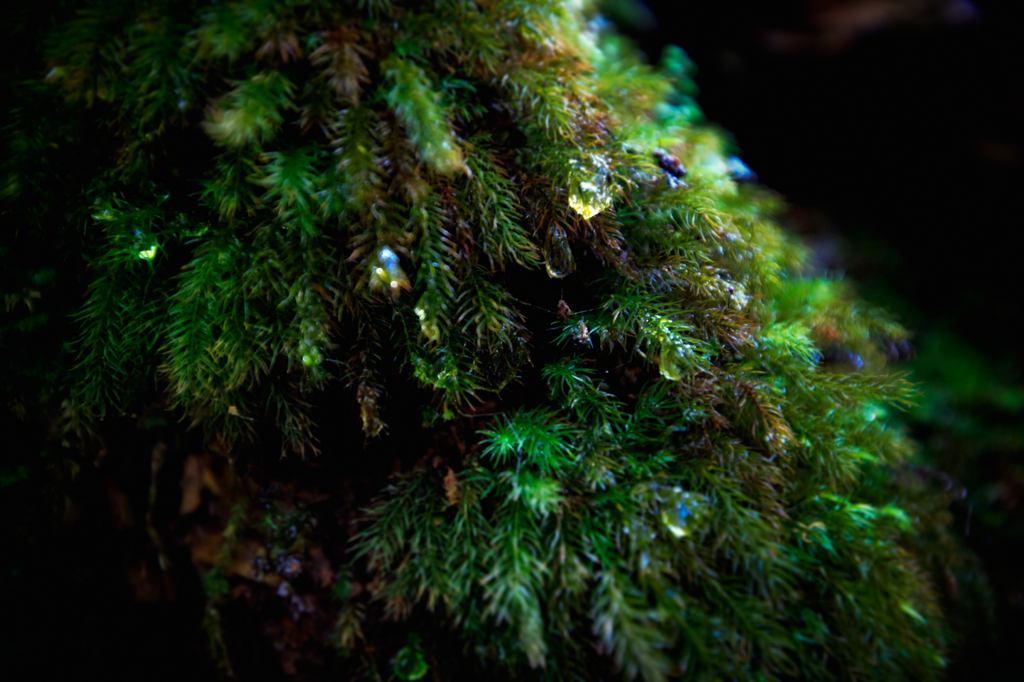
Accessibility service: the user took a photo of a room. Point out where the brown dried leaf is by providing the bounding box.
[444,466,461,506]
[308,546,334,588]
[186,527,223,567]
[180,454,205,515]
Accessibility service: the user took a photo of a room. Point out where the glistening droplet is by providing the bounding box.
[567,153,613,220]
[369,245,410,296]
[543,224,575,278]
[658,341,692,381]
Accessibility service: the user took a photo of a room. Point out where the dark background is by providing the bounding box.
[617,0,1023,368]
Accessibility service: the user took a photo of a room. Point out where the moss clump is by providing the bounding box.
[1,0,967,679]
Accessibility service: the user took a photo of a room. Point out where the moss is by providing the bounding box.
[0,0,975,679]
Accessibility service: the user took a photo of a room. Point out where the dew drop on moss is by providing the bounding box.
[543,224,575,278]
[567,153,613,220]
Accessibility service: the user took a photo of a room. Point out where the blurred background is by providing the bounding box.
[602,0,1024,678]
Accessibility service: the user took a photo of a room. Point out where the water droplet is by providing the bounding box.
[414,305,440,343]
[567,153,613,220]
[659,490,705,538]
[726,156,757,183]
[660,510,689,538]
[543,224,575,278]
[658,342,691,381]
[370,246,410,296]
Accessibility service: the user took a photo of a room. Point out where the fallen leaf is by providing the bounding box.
[444,467,460,506]
[186,527,223,566]
[308,546,334,588]
[180,454,205,515]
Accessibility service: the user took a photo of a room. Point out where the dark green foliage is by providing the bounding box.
[1,0,975,680]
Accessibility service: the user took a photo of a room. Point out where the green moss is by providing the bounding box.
[0,0,976,679]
